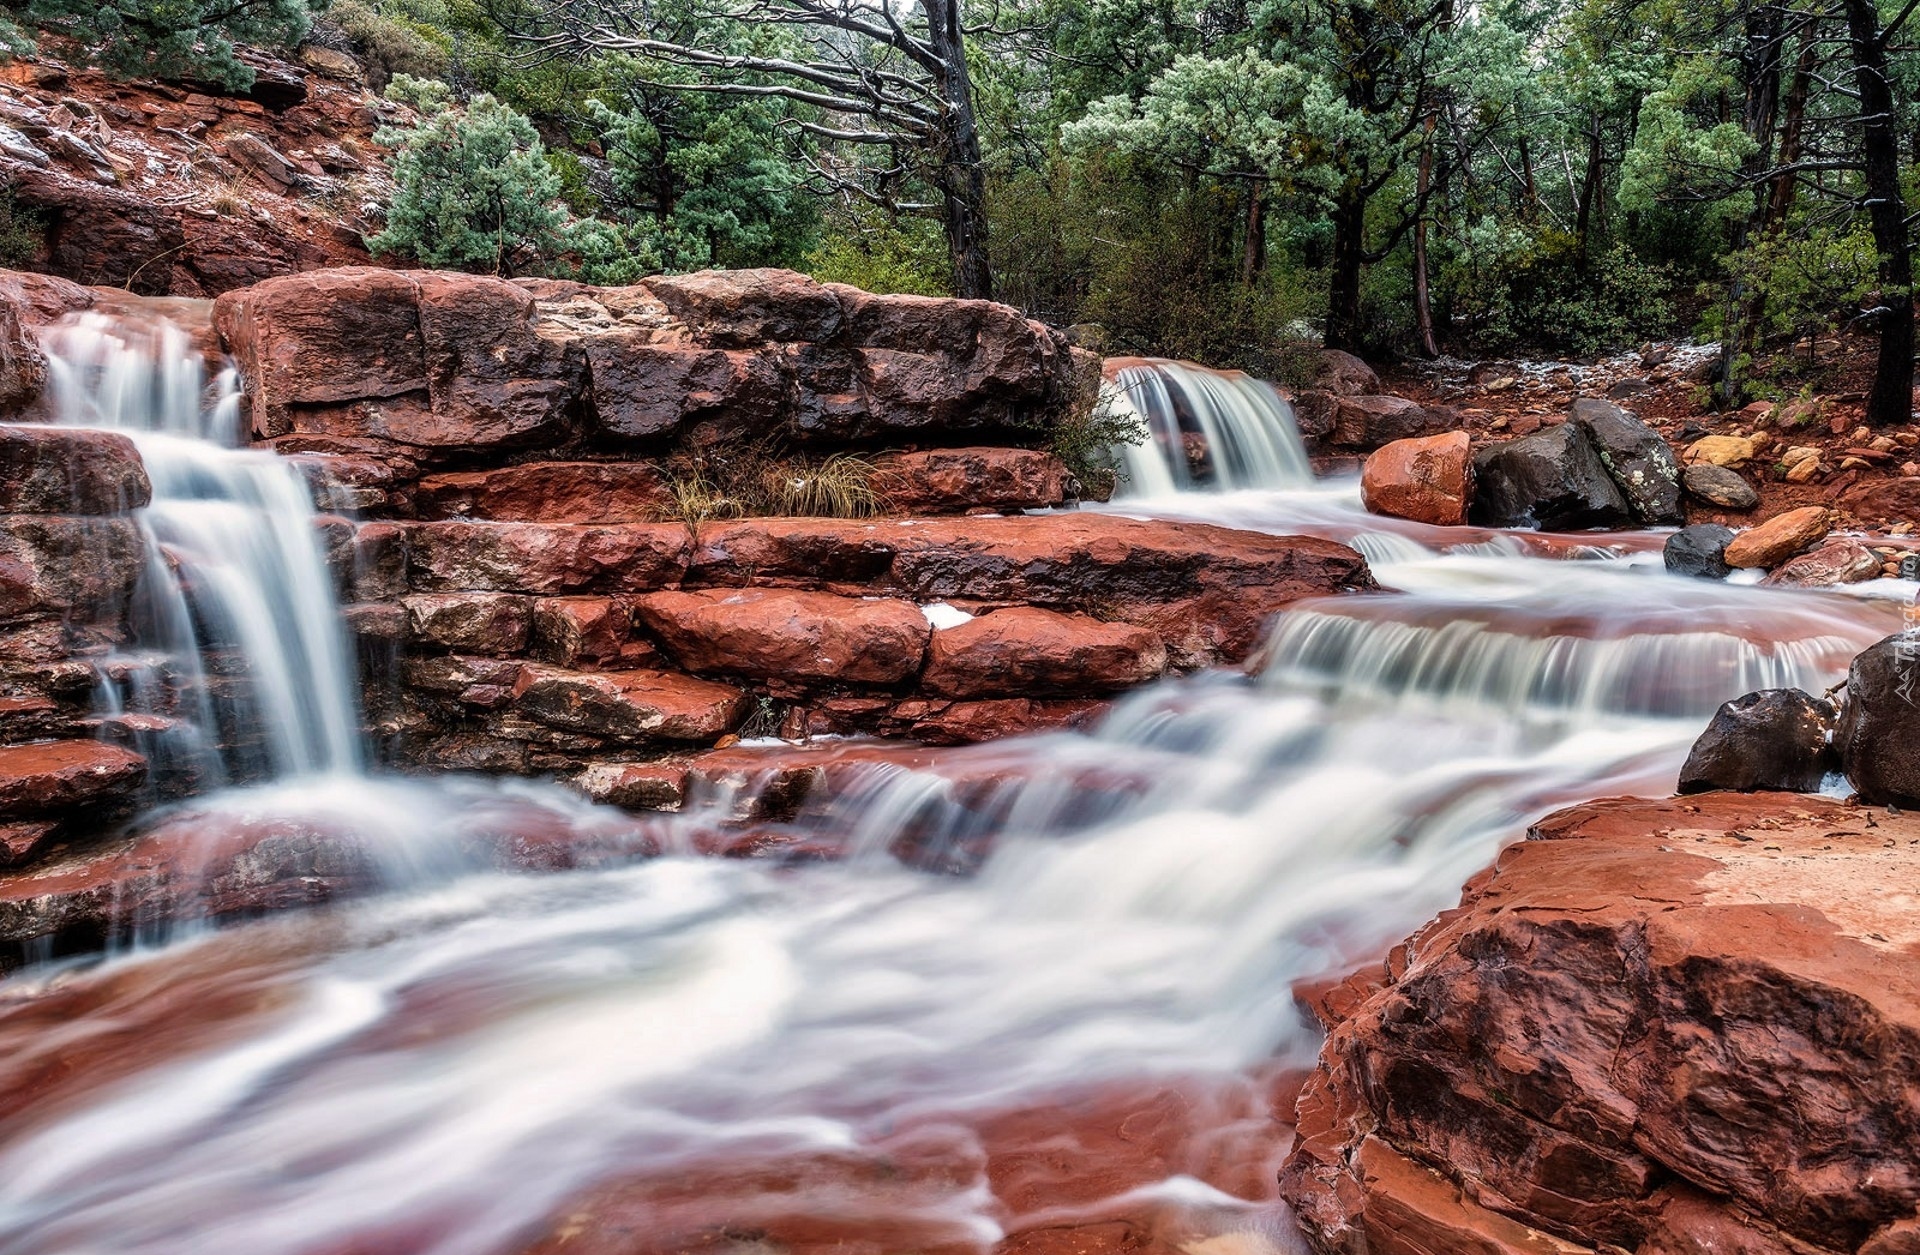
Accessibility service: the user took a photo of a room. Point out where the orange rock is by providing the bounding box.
[636,588,931,684]
[413,463,673,523]
[0,739,145,820]
[1359,431,1473,526]
[922,607,1166,698]
[1723,506,1830,568]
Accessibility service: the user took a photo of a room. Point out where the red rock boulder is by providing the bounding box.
[0,739,146,821]
[510,664,747,743]
[413,462,673,523]
[1360,431,1472,526]
[0,425,150,514]
[1331,395,1456,451]
[636,588,931,685]
[922,608,1167,698]
[872,447,1068,514]
[1282,793,1920,1255]
[403,522,689,595]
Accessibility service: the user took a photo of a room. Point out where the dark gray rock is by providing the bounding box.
[1468,424,1633,531]
[1838,633,1920,805]
[1571,398,1684,524]
[1664,523,1736,580]
[1679,688,1838,794]
[1682,463,1759,510]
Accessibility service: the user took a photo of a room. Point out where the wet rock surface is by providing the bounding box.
[1470,423,1633,531]
[1682,463,1759,511]
[1360,431,1472,527]
[1724,506,1831,569]
[1836,632,1920,807]
[1678,688,1838,793]
[1570,398,1684,524]
[1282,792,1920,1255]
[1664,524,1734,579]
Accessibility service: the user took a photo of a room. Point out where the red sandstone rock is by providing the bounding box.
[0,516,145,625]
[1841,476,1920,525]
[531,597,635,667]
[215,268,426,439]
[0,739,145,819]
[922,608,1166,698]
[1332,395,1456,451]
[872,447,1068,514]
[1360,431,1472,527]
[0,425,149,513]
[1307,348,1381,397]
[1724,506,1830,569]
[903,696,1110,745]
[645,268,846,347]
[1281,792,1920,1255]
[687,514,1374,667]
[1760,538,1879,587]
[510,664,747,742]
[412,272,581,448]
[0,296,45,414]
[414,462,672,523]
[403,592,533,654]
[404,522,689,594]
[637,588,931,684]
[582,336,786,441]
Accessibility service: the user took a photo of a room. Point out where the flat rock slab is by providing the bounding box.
[0,740,145,820]
[1282,792,1920,1255]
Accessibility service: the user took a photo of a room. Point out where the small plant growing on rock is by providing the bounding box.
[1040,390,1148,502]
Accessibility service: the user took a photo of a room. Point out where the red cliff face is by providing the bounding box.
[0,50,392,295]
[1282,791,1920,1255]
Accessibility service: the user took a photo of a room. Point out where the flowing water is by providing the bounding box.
[41,313,362,786]
[0,336,1904,1254]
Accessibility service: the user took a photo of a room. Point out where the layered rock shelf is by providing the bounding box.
[1282,792,1920,1255]
[0,262,1378,870]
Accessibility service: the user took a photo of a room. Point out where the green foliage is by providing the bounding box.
[589,83,817,272]
[314,0,450,88]
[6,0,315,86]
[1441,233,1675,356]
[806,205,951,297]
[1710,224,1879,360]
[368,78,613,276]
[1046,390,1149,499]
[0,189,43,268]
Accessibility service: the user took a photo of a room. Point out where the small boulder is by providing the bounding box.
[921,607,1167,698]
[1331,395,1452,450]
[511,665,747,742]
[871,447,1067,514]
[1570,398,1683,524]
[0,425,150,513]
[1723,506,1830,569]
[1360,431,1473,526]
[1837,633,1920,805]
[0,739,146,819]
[1685,435,1757,467]
[1678,689,1838,794]
[403,592,533,654]
[637,588,930,684]
[1664,524,1735,580]
[1305,349,1380,397]
[1762,539,1880,588]
[1682,463,1759,510]
[1469,424,1633,530]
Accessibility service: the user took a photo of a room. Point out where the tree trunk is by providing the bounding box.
[1573,117,1604,272]
[1412,114,1439,358]
[1721,6,1786,404]
[1325,186,1367,352]
[922,0,993,299]
[1240,180,1267,287]
[1767,40,1815,232]
[1845,0,1914,426]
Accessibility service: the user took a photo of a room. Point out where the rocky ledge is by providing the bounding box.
[1282,791,1920,1255]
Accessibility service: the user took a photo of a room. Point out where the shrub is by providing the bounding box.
[368,78,613,276]
[8,0,315,88]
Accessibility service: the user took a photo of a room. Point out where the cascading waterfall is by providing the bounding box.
[0,500,1902,1253]
[40,312,363,785]
[1104,359,1315,495]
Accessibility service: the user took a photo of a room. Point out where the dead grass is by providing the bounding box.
[665,446,880,523]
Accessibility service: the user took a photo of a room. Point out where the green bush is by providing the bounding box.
[314,0,450,89]
[368,78,616,276]
[7,0,315,87]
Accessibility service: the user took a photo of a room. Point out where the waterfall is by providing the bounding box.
[1105,360,1314,495]
[40,312,364,785]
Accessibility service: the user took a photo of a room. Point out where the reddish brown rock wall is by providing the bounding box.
[1281,792,1920,1255]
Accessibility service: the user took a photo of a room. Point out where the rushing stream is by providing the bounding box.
[0,331,1904,1254]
